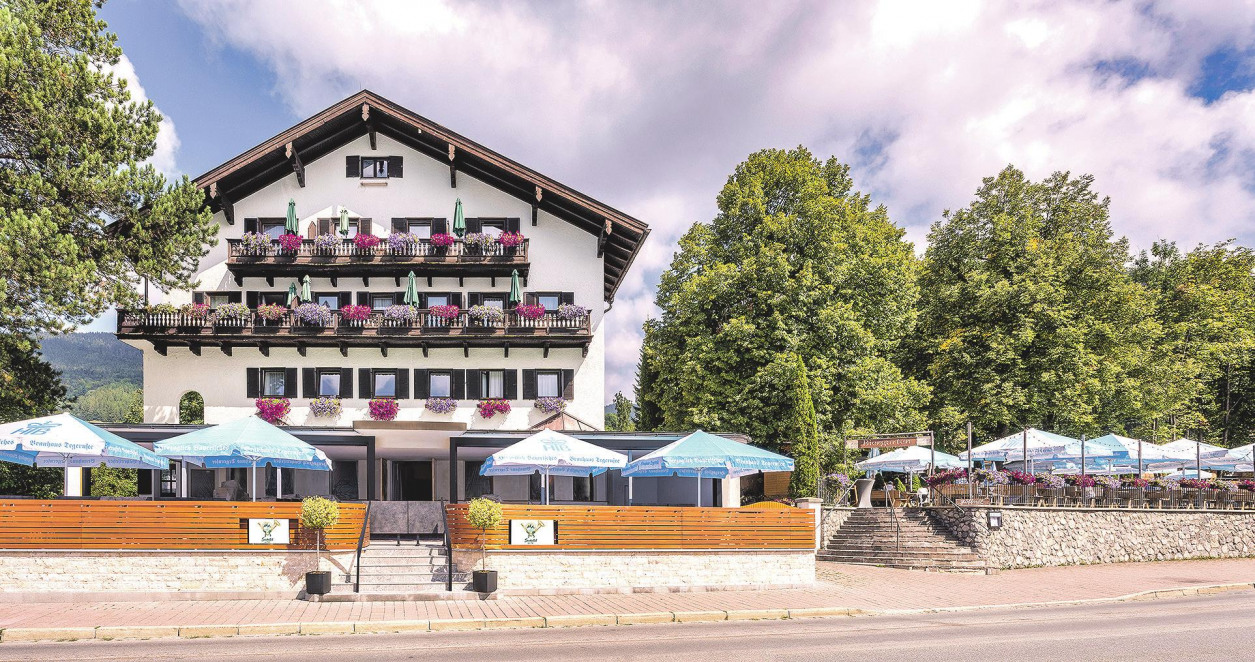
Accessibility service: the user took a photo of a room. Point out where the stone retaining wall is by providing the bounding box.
[0,551,354,593]
[929,507,1255,568]
[820,507,854,543]
[453,549,814,590]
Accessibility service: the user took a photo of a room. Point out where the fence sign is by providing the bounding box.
[845,433,933,450]
[247,518,290,545]
[509,519,556,545]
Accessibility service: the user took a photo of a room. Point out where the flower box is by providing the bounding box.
[179,303,211,320]
[514,304,546,321]
[497,232,524,249]
[309,397,342,419]
[212,303,251,327]
[256,303,287,322]
[382,304,419,326]
[467,305,505,327]
[534,397,566,414]
[238,232,271,255]
[256,397,290,424]
[425,397,457,414]
[429,233,455,252]
[427,305,461,322]
[368,398,399,421]
[277,233,303,254]
[556,303,588,321]
[387,232,418,255]
[477,399,511,419]
[339,304,372,322]
[293,303,333,327]
[353,233,381,254]
[462,232,495,255]
[313,233,341,255]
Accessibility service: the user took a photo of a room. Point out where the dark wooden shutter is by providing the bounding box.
[193,292,205,304]
[358,218,373,236]
[245,291,259,309]
[338,292,352,309]
[346,156,360,177]
[522,369,537,400]
[340,368,354,398]
[356,292,370,306]
[450,292,463,308]
[415,370,430,399]
[451,369,465,400]
[503,369,518,400]
[562,369,575,399]
[432,218,448,234]
[465,217,482,234]
[464,370,482,400]
[396,368,410,399]
[506,217,521,233]
[284,368,298,398]
[359,368,373,399]
[391,218,407,232]
[559,292,575,305]
[243,217,258,233]
[388,156,403,178]
[302,368,316,398]
[246,368,260,399]
[227,292,243,303]
[318,218,331,235]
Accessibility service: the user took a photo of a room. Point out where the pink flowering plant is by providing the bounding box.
[497,232,524,248]
[256,303,287,321]
[368,398,399,421]
[277,233,303,253]
[339,304,372,321]
[1094,475,1123,490]
[476,399,511,418]
[1005,470,1036,485]
[428,304,461,320]
[1237,480,1255,492]
[256,397,290,424]
[1123,477,1151,488]
[924,469,966,487]
[1180,478,1211,489]
[425,397,458,414]
[309,397,342,419]
[353,233,380,251]
[1063,474,1096,488]
[179,303,210,319]
[514,304,546,320]
[534,397,566,414]
[429,233,455,248]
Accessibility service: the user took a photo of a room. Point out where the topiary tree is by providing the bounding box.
[299,496,340,568]
[466,497,503,572]
[787,354,821,498]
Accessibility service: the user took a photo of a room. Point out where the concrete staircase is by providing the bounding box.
[818,508,986,572]
[332,538,469,595]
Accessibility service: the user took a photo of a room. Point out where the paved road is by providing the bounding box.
[3,591,1251,661]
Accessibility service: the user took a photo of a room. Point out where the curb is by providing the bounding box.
[2,581,1252,644]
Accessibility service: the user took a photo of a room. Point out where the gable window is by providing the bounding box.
[429,372,453,398]
[260,219,285,239]
[536,371,561,399]
[318,370,341,397]
[408,220,432,239]
[373,370,397,398]
[479,370,505,399]
[261,369,287,397]
[360,157,389,179]
[371,294,394,311]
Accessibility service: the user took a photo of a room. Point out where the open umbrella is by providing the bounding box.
[509,269,522,306]
[960,428,1113,465]
[300,275,312,303]
[154,416,330,501]
[0,413,168,470]
[404,271,420,306]
[287,282,299,308]
[1089,433,1183,474]
[622,430,794,507]
[285,198,298,234]
[855,446,963,473]
[339,206,350,236]
[480,429,626,504]
[452,198,466,237]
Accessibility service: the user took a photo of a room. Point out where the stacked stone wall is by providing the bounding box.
[453,550,814,590]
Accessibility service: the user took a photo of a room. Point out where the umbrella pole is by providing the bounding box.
[1138,439,1143,476]
[966,421,973,500]
[252,460,258,502]
[696,469,701,508]
[544,467,550,505]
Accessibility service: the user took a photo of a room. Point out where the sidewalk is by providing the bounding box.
[0,559,1251,641]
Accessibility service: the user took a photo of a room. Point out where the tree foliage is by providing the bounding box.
[604,392,635,431]
[90,467,136,497]
[785,354,820,498]
[0,335,66,422]
[71,381,141,423]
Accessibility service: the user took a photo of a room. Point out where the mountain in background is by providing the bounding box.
[39,333,142,399]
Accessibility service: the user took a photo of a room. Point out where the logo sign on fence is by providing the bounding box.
[845,433,933,450]
[509,519,556,545]
[248,518,290,545]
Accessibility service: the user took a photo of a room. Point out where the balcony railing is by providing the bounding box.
[226,238,528,262]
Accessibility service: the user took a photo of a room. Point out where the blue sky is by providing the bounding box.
[94,1,1255,401]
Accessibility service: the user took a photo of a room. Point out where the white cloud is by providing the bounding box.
[109,54,181,177]
[179,0,1255,402]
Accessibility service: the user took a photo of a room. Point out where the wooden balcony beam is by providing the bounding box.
[297,341,307,357]
[259,342,269,357]
[285,142,305,188]
[220,343,232,356]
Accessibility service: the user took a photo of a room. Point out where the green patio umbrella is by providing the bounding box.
[339,206,350,236]
[508,269,522,306]
[452,198,466,238]
[300,275,312,302]
[287,282,299,307]
[404,271,420,306]
[285,198,298,234]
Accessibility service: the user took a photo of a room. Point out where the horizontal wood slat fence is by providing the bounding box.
[446,504,814,551]
[0,500,366,551]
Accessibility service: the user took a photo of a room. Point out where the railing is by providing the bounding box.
[227,238,529,262]
[923,484,1255,510]
[117,309,591,338]
[440,499,453,591]
[818,478,855,507]
[353,500,372,593]
[886,501,901,552]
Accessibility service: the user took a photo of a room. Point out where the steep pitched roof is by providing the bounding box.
[194,90,649,303]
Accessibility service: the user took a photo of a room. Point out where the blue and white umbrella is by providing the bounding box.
[155,416,330,501]
[0,413,167,469]
[622,430,795,506]
[855,445,963,473]
[960,428,1114,464]
[480,429,626,504]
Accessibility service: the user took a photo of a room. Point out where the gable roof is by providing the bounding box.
[194,90,649,303]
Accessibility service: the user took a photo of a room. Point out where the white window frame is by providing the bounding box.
[429,372,453,399]
[318,370,341,397]
[373,370,397,398]
[360,157,389,179]
[480,370,505,399]
[536,371,561,399]
[261,369,286,397]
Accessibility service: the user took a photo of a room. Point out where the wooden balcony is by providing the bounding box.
[224,238,529,285]
[116,308,591,356]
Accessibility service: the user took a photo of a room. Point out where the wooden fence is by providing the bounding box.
[446,504,814,551]
[0,500,367,551]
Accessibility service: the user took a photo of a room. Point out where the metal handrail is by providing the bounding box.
[440,499,453,591]
[886,500,901,552]
[352,500,371,593]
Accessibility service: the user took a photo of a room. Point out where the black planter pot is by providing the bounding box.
[305,570,332,595]
[472,570,497,593]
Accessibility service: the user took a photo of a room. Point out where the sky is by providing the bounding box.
[94,0,1255,404]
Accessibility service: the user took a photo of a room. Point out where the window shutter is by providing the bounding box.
[415,370,430,399]
[450,292,462,308]
[432,218,448,234]
[246,368,260,399]
[318,218,331,235]
[340,368,354,399]
[358,218,373,236]
[396,368,410,399]
[562,369,575,399]
[246,292,259,309]
[559,292,575,305]
[467,293,483,307]
[388,156,403,178]
[303,368,316,398]
[451,369,465,400]
[338,292,352,309]
[356,292,370,306]
[346,156,361,177]
[465,217,482,234]
[243,218,258,233]
[522,370,537,400]
[284,368,298,398]
[391,218,407,233]
[193,292,205,305]
[359,368,373,399]
[503,369,518,400]
[464,370,482,400]
[228,292,243,304]
[506,217,521,233]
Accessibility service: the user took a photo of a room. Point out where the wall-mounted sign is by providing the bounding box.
[248,518,290,545]
[509,519,556,545]
[845,433,933,450]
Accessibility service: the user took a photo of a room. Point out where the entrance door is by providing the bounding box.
[392,461,433,501]
[189,469,215,499]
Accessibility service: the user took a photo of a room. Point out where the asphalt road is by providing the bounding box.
[4,591,1253,661]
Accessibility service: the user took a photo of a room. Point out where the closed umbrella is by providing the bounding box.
[0,413,168,471]
[480,429,627,505]
[509,269,522,306]
[287,282,299,308]
[285,198,298,234]
[452,198,466,237]
[339,206,350,236]
[300,275,312,303]
[404,271,420,306]
[622,430,795,507]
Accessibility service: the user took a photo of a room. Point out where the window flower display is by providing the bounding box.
[256,397,290,424]
[497,232,524,248]
[425,397,458,414]
[239,231,271,254]
[388,232,418,253]
[277,233,303,253]
[213,302,251,321]
[309,397,342,419]
[353,233,380,251]
[514,304,546,320]
[179,303,210,319]
[368,398,399,421]
[256,303,287,321]
[293,302,333,326]
[429,233,455,248]
[339,304,372,321]
[383,304,419,322]
[462,232,495,252]
[477,399,511,418]
[147,303,178,315]
[556,303,588,320]
[314,233,341,253]
[428,304,461,320]
[534,397,566,414]
[468,305,505,325]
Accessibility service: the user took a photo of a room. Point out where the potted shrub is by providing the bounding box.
[466,497,503,593]
[300,496,340,596]
[368,397,399,421]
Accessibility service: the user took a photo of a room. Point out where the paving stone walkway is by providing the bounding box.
[0,558,1251,632]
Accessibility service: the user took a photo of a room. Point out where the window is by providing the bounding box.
[573,476,592,502]
[261,369,286,397]
[371,294,394,311]
[482,295,506,310]
[342,220,360,238]
[536,294,560,310]
[318,370,341,397]
[259,292,287,306]
[480,370,505,399]
[315,294,339,309]
[260,220,285,239]
[373,370,397,398]
[429,372,453,398]
[331,461,359,501]
[408,220,431,239]
[426,294,448,308]
[160,467,177,498]
[208,293,232,308]
[536,371,561,398]
[479,218,506,237]
[360,157,389,179]
[464,461,493,499]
